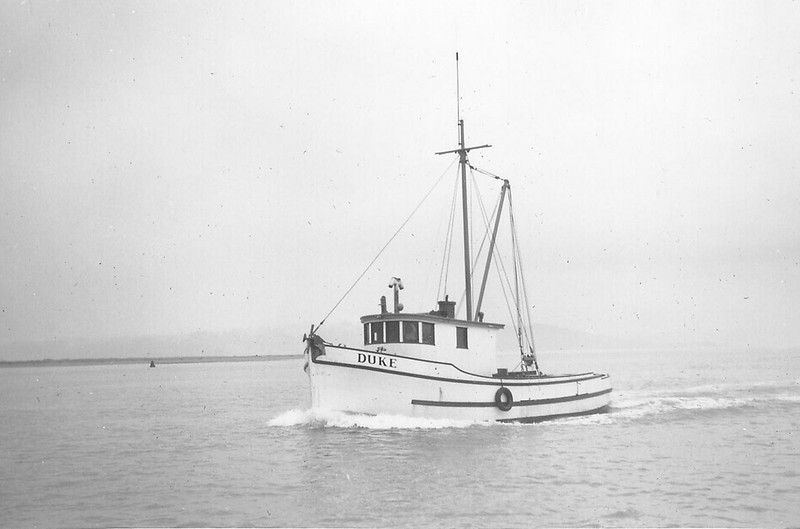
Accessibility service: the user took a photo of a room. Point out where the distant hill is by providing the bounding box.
[0,354,300,368]
[0,327,304,362]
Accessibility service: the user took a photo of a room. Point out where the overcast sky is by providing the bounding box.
[1,1,798,356]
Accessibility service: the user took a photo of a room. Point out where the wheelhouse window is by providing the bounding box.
[364,320,436,345]
[402,321,419,343]
[456,326,468,349]
[385,321,400,343]
[421,322,435,345]
[371,322,384,344]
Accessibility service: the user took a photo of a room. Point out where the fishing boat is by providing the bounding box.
[303,57,612,422]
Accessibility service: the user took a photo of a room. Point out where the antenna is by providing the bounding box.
[455,52,461,127]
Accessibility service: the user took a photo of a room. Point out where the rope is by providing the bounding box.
[511,190,538,359]
[510,193,523,357]
[436,168,460,301]
[508,191,539,367]
[469,166,500,280]
[315,156,458,332]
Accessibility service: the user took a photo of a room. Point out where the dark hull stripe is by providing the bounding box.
[312,357,608,388]
[498,404,612,423]
[410,387,613,408]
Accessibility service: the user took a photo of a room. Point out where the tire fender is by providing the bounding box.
[495,387,513,412]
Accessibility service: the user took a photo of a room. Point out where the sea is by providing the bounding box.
[1,346,798,528]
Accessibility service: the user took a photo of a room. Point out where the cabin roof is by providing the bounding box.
[360,312,505,329]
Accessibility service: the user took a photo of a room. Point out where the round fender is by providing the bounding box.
[495,387,513,412]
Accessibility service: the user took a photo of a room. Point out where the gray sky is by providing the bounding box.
[1,1,799,357]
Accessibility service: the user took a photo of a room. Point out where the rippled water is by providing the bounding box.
[1,347,798,527]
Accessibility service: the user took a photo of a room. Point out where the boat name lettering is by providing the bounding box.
[357,353,397,369]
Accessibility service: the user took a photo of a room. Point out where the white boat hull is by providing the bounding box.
[305,341,612,422]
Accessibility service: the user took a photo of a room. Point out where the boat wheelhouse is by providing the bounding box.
[361,295,503,377]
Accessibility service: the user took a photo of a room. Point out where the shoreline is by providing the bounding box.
[0,354,302,368]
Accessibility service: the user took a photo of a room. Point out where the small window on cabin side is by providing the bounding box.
[364,323,369,345]
[402,321,419,343]
[421,322,435,345]
[456,327,468,349]
[371,322,384,344]
[385,321,400,343]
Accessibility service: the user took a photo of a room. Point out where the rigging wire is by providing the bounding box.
[509,195,528,347]
[511,190,538,359]
[436,167,461,302]
[314,156,458,333]
[511,193,523,357]
[469,164,504,181]
[508,191,539,368]
[469,167,501,280]
[468,167,502,290]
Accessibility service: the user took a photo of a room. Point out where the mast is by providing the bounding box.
[435,54,490,320]
[458,119,473,321]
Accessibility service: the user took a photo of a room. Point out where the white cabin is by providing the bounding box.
[359,298,504,375]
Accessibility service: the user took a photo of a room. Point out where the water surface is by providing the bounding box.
[1,347,798,527]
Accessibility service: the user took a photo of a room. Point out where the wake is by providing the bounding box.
[268,407,490,430]
[589,378,800,424]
